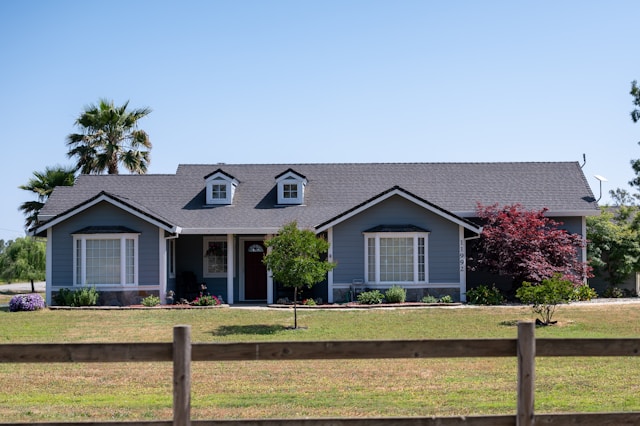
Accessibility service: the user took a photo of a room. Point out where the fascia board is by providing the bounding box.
[180,227,281,235]
[455,209,601,218]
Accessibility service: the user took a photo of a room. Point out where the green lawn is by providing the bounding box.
[1,304,640,421]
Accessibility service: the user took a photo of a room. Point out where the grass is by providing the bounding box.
[1,304,640,421]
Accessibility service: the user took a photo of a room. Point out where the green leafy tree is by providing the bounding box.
[516,274,575,325]
[19,165,76,230]
[587,207,640,287]
[66,99,152,175]
[630,80,640,190]
[0,237,46,291]
[263,222,336,329]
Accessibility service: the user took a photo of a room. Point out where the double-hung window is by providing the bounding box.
[364,231,428,284]
[73,233,139,286]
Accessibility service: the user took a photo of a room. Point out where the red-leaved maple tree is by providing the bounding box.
[470,203,591,287]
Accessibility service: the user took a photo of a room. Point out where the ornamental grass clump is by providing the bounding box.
[141,295,161,307]
[9,294,46,312]
[384,285,406,303]
[357,290,385,304]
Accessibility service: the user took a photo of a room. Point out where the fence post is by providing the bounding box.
[517,321,535,426]
[173,325,192,426]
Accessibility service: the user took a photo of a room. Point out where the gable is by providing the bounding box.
[34,191,180,236]
[315,186,482,234]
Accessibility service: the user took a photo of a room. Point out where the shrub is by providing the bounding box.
[9,294,45,312]
[573,284,598,301]
[516,274,574,325]
[357,290,384,304]
[466,284,505,305]
[53,287,99,307]
[438,295,454,303]
[302,298,317,306]
[603,286,625,298]
[420,295,438,303]
[384,285,406,303]
[141,295,161,307]
[192,295,220,306]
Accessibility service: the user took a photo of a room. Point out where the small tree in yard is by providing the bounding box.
[263,222,336,329]
[516,274,575,325]
[470,203,591,294]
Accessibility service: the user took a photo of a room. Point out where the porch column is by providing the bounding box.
[227,234,234,304]
[266,234,274,304]
[45,228,53,305]
[327,227,334,303]
[158,229,167,303]
[459,227,467,302]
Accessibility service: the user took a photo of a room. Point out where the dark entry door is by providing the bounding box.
[244,241,267,300]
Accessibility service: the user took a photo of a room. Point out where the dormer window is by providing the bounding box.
[204,169,238,205]
[276,169,307,205]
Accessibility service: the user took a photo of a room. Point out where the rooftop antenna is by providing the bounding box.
[580,153,586,168]
[594,175,608,202]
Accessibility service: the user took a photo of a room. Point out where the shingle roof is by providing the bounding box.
[37,162,599,234]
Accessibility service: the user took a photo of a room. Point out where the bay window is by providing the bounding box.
[73,233,139,286]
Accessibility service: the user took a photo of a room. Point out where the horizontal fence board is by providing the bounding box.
[0,423,173,426]
[192,339,517,361]
[535,412,640,425]
[537,339,640,357]
[0,416,516,426]
[4,414,640,426]
[0,343,173,363]
[191,417,516,425]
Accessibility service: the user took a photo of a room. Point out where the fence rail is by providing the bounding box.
[1,322,640,426]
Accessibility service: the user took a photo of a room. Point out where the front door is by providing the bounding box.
[244,241,267,300]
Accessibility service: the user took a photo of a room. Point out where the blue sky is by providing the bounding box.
[1,1,639,242]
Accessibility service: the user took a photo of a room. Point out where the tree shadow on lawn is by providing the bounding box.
[212,324,287,336]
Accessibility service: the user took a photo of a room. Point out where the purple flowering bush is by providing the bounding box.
[9,293,46,312]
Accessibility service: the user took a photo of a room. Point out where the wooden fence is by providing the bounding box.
[1,322,640,426]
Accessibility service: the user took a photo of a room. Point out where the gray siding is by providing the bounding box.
[50,201,160,287]
[332,195,461,284]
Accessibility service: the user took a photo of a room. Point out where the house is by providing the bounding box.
[32,162,600,306]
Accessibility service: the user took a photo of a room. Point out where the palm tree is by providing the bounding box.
[66,99,152,174]
[19,166,76,230]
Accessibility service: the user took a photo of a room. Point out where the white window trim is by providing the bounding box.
[203,236,228,278]
[363,232,429,284]
[205,173,238,205]
[72,233,139,286]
